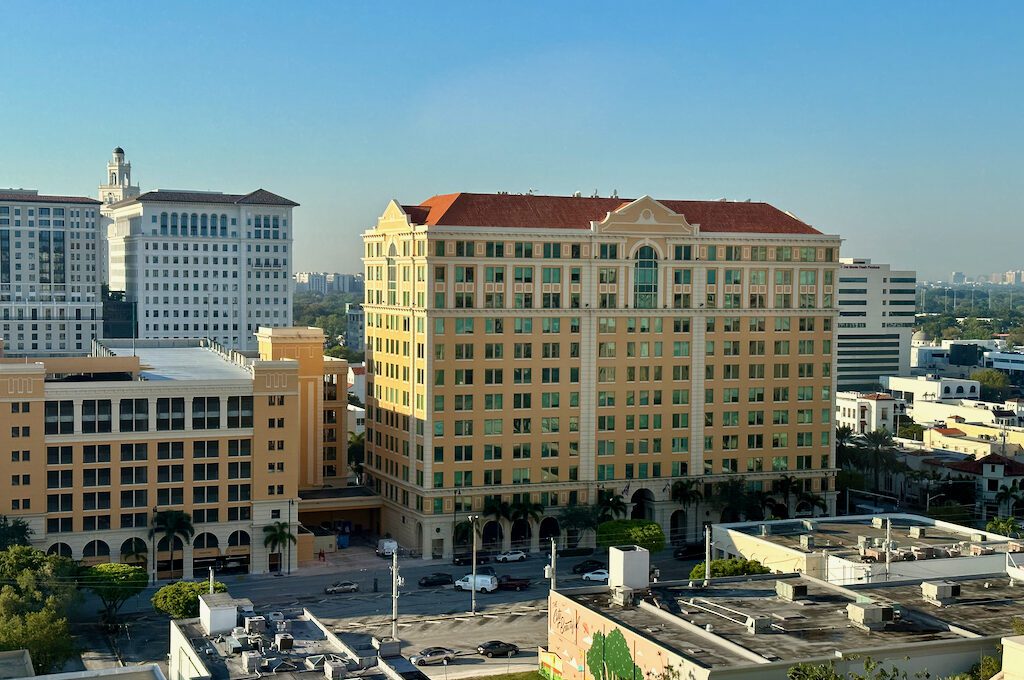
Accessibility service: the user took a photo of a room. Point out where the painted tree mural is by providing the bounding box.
[586,628,642,680]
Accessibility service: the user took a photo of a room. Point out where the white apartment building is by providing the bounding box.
[294,271,328,294]
[345,302,364,351]
[835,391,905,434]
[0,189,104,356]
[881,375,981,406]
[836,258,916,391]
[106,188,297,351]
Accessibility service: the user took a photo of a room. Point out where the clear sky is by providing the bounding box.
[1,1,1021,280]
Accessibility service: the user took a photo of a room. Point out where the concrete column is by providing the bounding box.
[529,525,540,554]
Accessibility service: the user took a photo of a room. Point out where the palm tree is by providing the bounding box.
[835,425,858,469]
[263,521,297,574]
[670,480,703,544]
[557,505,600,547]
[995,482,1022,517]
[713,478,748,522]
[774,475,800,518]
[509,499,544,524]
[796,490,828,517]
[596,489,627,522]
[743,489,776,521]
[149,510,194,579]
[347,430,365,466]
[862,429,897,492]
[483,497,513,524]
[987,516,1022,538]
[0,515,33,550]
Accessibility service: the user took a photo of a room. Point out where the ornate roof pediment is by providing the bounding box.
[594,196,699,235]
[376,200,415,231]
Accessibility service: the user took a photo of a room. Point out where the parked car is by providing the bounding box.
[324,581,359,594]
[495,550,528,563]
[673,543,704,560]
[410,647,456,666]
[453,553,491,566]
[497,574,531,591]
[418,572,454,587]
[582,569,609,582]
[572,559,606,574]
[454,574,499,593]
[477,641,519,658]
[478,565,497,577]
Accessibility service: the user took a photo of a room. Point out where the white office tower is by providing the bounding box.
[105,188,298,351]
[837,258,917,391]
[0,189,104,355]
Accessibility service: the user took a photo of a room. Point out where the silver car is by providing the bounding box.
[324,580,359,594]
[410,647,456,666]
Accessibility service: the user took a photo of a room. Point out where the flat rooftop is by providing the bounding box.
[730,516,1006,560]
[859,576,1024,637]
[566,576,963,668]
[104,345,252,382]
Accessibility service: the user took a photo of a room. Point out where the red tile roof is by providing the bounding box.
[401,193,820,234]
[944,453,1024,476]
[934,427,966,436]
[0,191,100,205]
[119,188,298,208]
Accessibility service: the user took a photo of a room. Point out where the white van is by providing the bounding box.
[376,539,398,557]
[453,574,498,593]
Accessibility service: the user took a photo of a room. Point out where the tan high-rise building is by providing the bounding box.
[363,193,841,559]
[0,327,346,578]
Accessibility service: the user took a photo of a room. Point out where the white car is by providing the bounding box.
[495,550,527,563]
[582,569,609,582]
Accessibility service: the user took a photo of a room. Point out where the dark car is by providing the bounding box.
[477,640,519,658]
[572,559,606,574]
[418,572,455,587]
[497,574,531,591]
[673,543,704,561]
[453,554,491,566]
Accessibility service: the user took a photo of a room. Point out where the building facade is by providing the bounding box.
[106,188,297,351]
[362,193,841,558]
[345,303,365,351]
[835,391,905,434]
[0,189,104,356]
[0,328,345,579]
[836,258,916,391]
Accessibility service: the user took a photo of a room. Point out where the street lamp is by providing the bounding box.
[468,514,480,615]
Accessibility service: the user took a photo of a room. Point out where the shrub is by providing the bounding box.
[595,520,666,553]
[688,558,771,579]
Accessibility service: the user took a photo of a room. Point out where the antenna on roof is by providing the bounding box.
[527,188,537,195]
[591,189,599,198]
[611,189,618,198]
[572,191,582,198]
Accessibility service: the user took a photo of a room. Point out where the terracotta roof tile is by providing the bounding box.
[944,453,1024,476]
[125,189,298,207]
[404,193,819,234]
[0,192,100,205]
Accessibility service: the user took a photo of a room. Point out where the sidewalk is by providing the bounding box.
[297,545,449,576]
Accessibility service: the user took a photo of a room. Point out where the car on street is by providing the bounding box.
[673,543,704,560]
[477,640,519,658]
[582,569,609,582]
[410,647,456,666]
[495,550,528,562]
[572,559,606,574]
[454,574,499,592]
[453,553,491,566]
[497,574,531,591]
[324,581,359,594]
[418,572,454,587]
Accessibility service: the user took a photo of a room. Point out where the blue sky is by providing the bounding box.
[1,1,1021,280]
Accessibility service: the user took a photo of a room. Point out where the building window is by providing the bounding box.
[633,246,657,309]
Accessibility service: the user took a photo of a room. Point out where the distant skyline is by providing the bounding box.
[1,1,1022,280]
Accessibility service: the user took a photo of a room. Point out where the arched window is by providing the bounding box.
[387,243,398,305]
[110,172,116,184]
[220,214,228,235]
[170,213,178,235]
[160,213,168,235]
[190,214,199,236]
[200,214,208,236]
[634,245,658,309]
[943,386,951,395]
[956,386,964,394]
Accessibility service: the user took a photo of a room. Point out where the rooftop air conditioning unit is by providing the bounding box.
[872,517,885,529]
[971,533,986,543]
[275,633,293,651]
[759,524,770,537]
[847,602,894,631]
[611,585,635,608]
[909,527,926,539]
[776,581,808,602]
[244,616,266,634]
[800,535,816,550]
[857,535,870,549]
[268,612,285,622]
[324,658,347,680]
[802,520,817,532]
[746,615,772,634]
[922,581,961,606]
[242,651,262,674]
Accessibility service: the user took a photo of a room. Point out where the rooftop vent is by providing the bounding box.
[800,535,816,550]
[611,585,636,608]
[921,581,961,607]
[759,524,770,537]
[324,658,347,680]
[971,533,987,543]
[244,616,266,634]
[847,602,894,631]
[746,616,772,634]
[801,520,817,532]
[872,517,885,529]
[275,633,293,651]
[242,651,262,674]
[776,581,808,602]
[909,527,927,539]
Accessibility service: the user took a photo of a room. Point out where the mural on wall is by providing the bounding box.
[586,628,643,680]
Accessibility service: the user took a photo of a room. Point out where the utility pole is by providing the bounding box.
[547,537,557,591]
[390,550,403,639]
[209,567,215,594]
[885,518,892,582]
[704,525,712,585]
[469,514,479,615]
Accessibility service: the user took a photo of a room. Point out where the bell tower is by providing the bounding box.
[98,146,140,206]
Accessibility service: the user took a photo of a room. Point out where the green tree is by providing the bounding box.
[510,499,544,525]
[689,558,771,580]
[862,429,897,492]
[483,497,513,524]
[151,580,227,619]
[897,420,925,441]
[774,475,800,518]
[84,563,148,624]
[557,505,601,547]
[995,482,1022,517]
[670,479,703,544]
[596,519,665,553]
[1007,326,1024,348]
[987,516,1022,538]
[263,521,297,573]
[0,608,77,674]
[150,510,195,579]
[796,490,828,516]
[0,516,33,550]
[347,430,365,466]
[712,477,748,522]
[971,368,1013,401]
[596,490,627,522]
